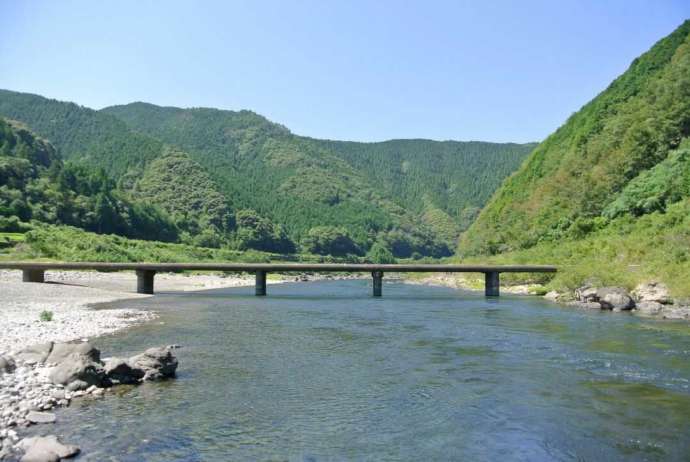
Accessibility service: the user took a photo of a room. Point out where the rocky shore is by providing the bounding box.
[409,273,690,320]
[0,341,178,461]
[547,281,690,319]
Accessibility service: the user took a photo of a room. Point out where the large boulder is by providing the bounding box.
[48,355,107,390]
[0,355,16,374]
[104,358,144,384]
[17,435,79,462]
[128,347,178,381]
[632,282,673,305]
[596,287,635,311]
[46,342,100,365]
[15,342,54,365]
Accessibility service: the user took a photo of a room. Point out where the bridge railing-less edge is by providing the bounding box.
[1,263,557,297]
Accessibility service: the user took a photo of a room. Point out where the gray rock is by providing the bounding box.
[596,287,635,311]
[104,358,144,384]
[0,355,16,374]
[575,286,599,303]
[632,282,673,305]
[544,291,561,302]
[128,347,178,381]
[48,356,106,390]
[25,411,56,424]
[18,435,79,462]
[15,343,54,365]
[662,305,690,320]
[46,342,100,365]
[635,301,663,316]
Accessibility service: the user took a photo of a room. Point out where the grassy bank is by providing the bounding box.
[457,199,690,299]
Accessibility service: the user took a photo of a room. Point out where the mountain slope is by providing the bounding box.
[103,102,534,252]
[0,117,178,241]
[0,89,534,257]
[461,19,690,256]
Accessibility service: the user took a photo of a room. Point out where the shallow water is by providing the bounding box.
[36,280,690,461]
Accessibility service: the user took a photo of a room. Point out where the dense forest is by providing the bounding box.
[0,89,535,258]
[460,20,690,296]
[0,118,177,240]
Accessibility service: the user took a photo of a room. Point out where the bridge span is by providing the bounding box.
[0,262,557,297]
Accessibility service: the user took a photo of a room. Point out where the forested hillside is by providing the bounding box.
[313,139,535,231]
[0,89,533,258]
[0,117,178,240]
[103,102,533,255]
[460,20,690,295]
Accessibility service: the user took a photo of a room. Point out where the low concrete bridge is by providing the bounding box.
[0,262,556,297]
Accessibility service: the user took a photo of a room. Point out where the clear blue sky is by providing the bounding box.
[1,1,688,143]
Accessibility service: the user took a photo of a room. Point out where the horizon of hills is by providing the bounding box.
[0,88,535,259]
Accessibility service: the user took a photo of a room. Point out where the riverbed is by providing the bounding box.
[29,280,690,461]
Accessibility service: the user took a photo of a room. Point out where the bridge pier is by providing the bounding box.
[22,269,45,283]
[372,271,383,297]
[136,270,156,294]
[255,270,267,296]
[485,271,500,297]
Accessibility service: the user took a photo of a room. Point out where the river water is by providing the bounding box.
[39,280,690,461]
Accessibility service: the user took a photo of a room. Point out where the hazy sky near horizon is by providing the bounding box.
[1,1,688,143]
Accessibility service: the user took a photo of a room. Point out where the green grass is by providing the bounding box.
[457,199,690,298]
[0,232,26,242]
[39,310,53,322]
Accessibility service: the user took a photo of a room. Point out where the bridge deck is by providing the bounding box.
[0,262,557,297]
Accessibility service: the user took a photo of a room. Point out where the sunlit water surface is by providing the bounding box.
[29,280,690,461]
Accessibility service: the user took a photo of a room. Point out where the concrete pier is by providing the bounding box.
[255,270,267,296]
[22,269,44,283]
[136,270,156,294]
[485,271,500,297]
[372,271,383,297]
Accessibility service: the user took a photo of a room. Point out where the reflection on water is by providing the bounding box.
[31,280,690,461]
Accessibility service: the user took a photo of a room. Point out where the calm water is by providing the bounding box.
[35,280,690,461]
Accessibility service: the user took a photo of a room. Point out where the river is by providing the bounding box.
[36,280,690,461]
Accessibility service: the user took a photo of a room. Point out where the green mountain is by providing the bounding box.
[102,102,533,255]
[0,89,534,258]
[460,20,690,295]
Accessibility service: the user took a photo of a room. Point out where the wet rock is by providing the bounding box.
[104,358,144,385]
[15,343,53,366]
[635,301,663,316]
[596,287,635,311]
[0,356,16,374]
[17,435,79,462]
[46,342,100,365]
[632,282,673,305]
[48,356,106,390]
[25,411,56,424]
[128,347,178,381]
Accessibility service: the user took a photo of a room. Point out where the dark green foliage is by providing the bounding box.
[0,118,179,242]
[462,20,690,256]
[603,143,690,219]
[301,226,361,257]
[366,241,396,264]
[134,148,232,236]
[233,209,295,253]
